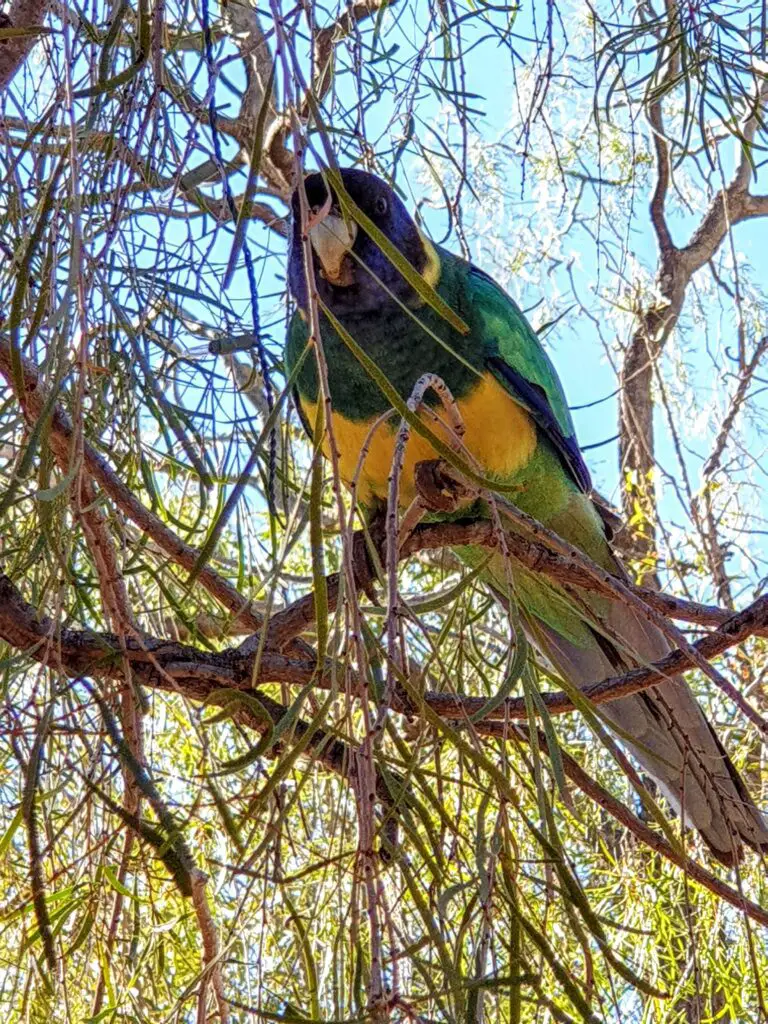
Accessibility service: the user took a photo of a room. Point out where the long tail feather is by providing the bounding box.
[456,476,768,864]
[525,578,768,865]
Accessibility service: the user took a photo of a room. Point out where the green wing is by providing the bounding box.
[465,263,592,493]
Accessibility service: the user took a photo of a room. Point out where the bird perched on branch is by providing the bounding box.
[285,166,768,864]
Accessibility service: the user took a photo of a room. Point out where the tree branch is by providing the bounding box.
[0,574,402,809]
[3,548,765,749]
[643,0,679,257]
[618,65,768,575]
[477,720,768,930]
[741,193,768,218]
[265,514,768,650]
[0,0,51,92]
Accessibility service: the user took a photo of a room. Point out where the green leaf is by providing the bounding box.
[103,864,136,900]
[0,25,53,39]
[0,806,23,859]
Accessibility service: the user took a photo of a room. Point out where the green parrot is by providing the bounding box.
[285,167,768,864]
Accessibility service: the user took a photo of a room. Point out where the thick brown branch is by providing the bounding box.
[646,98,673,253]
[741,193,768,218]
[0,574,314,686]
[0,574,401,806]
[4,542,767,728]
[424,594,768,724]
[0,0,50,92]
[221,1,277,125]
[644,1,679,257]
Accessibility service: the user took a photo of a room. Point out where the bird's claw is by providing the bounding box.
[413,459,478,513]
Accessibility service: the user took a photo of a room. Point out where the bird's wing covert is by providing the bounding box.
[468,265,592,494]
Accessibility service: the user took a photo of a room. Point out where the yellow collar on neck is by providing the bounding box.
[418,231,441,290]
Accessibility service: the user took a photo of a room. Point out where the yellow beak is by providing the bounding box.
[309,213,357,285]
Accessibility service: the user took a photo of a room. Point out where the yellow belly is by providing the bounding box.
[301,372,537,507]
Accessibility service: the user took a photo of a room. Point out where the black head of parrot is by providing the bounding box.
[287,168,432,317]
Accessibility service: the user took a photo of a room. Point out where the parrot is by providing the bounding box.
[284,166,768,865]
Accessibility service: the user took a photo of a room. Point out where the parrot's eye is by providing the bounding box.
[374,195,389,216]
